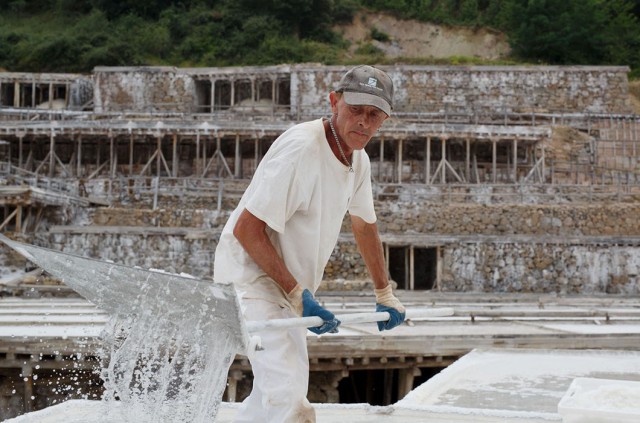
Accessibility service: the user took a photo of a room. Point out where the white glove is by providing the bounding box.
[374,285,406,331]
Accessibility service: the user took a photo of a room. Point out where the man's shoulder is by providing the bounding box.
[270,119,324,156]
[281,118,323,138]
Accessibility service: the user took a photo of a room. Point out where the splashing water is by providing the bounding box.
[99,311,236,422]
[0,236,250,423]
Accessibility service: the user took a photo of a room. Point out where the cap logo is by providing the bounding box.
[359,77,383,92]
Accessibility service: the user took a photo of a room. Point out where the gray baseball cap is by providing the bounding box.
[336,65,394,116]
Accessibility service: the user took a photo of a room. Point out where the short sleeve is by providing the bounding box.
[244,158,304,233]
[348,159,376,223]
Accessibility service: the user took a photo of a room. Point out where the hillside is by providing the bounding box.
[336,11,511,61]
[1,0,638,74]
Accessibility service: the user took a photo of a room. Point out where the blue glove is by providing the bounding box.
[376,303,406,331]
[374,285,406,331]
[302,289,340,334]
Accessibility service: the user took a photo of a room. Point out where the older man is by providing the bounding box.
[214,65,406,423]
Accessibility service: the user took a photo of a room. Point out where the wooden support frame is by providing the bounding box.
[202,135,233,178]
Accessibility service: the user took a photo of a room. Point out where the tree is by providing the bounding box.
[510,0,607,64]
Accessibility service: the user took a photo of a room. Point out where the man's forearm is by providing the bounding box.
[351,215,389,290]
[233,208,298,294]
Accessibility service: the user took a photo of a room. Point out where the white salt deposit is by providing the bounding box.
[398,349,640,415]
[558,378,640,423]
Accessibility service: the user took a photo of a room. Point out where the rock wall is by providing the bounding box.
[35,202,640,294]
[375,203,640,236]
[441,243,640,294]
[93,65,632,116]
[390,66,632,114]
[93,66,195,113]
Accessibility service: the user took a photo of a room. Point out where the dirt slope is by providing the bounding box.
[336,11,511,60]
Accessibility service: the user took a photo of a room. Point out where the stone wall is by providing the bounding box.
[391,66,632,114]
[298,65,632,115]
[34,201,640,294]
[93,66,195,113]
[441,243,640,294]
[375,203,640,236]
[93,64,632,116]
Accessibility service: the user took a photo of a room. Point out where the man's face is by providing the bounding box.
[330,92,388,152]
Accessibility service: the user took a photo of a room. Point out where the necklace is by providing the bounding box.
[328,117,353,173]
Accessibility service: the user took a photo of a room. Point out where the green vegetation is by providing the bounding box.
[0,0,639,77]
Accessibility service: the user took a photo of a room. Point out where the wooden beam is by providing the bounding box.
[172,134,178,177]
[397,139,403,183]
[425,136,430,184]
[513,138,518,182]
[492,138,497,183]
[234,134,241,179]
[49,132,55,178]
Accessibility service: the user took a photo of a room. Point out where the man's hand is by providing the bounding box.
[287,286,340,334]
[375,285,406,331]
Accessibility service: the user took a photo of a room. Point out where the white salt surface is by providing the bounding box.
[397,348,640,416]
[5,399,562,422]
[542,323,640,334]
[558,378,640,423]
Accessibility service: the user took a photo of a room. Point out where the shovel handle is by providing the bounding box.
[246,307,454,333]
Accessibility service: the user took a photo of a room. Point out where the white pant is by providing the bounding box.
[234,298,316,423]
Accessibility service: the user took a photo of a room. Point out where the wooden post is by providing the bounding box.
[383,369,394,405]
[16,206,22,233]
[49,132,55,178]
[156,136,162,178]
[379,137,384,182]
[129,134,134,176]
[409,245,415,290]
[513,138,518,183]
[466,138,471,182]
[13,81,20,107]
[22,365,33,413]
[441,138,447,183]
[172,134,178,177]
[196,133,201,176]
[202,135,207,177]
[77,136,82,177]
[210,79,215,114]
[18,135,23,168]
[230,79,236,107]
[426,136,431,184]
[109,136,115,178]
[492,139,497,184]
[436,245,442,290]
[225,370,243,402]
[235,134,241,179]
[397,139,403,183]
[397,367,419,400]
[254,137,260,175]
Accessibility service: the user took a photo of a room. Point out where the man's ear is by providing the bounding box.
[329,91,339,113]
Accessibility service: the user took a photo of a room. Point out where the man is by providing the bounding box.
[213,65,406,423]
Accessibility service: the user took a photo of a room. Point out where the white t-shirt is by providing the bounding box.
[213,118,376,305]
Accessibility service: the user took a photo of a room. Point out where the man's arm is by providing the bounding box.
[233,208,298,294]
[351,215,406,331]
[350,215,390,290]
[233,208,340,333]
